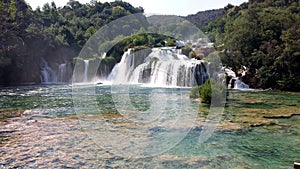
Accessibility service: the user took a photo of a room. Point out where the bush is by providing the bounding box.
[199,79,212,103]
[190,78,226,106]
[190,85,201,98]
[189,51,196,58]
[181,46,193,57]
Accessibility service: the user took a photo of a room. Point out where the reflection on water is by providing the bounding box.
[0,85,299,168]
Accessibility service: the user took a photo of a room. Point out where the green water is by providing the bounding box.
[0,85,299,168]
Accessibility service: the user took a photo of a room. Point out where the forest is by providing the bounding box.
[0,0,144,85]
[185,8,224,29]
[203,0,300,91]
[0,0,299,91]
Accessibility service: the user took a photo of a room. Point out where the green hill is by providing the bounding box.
[205,0,300,91]
[185,8,224,28]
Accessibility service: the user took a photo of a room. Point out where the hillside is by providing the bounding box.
[205,0,300,91]
[0,0,144,85]
[1,0,299,91]
[185,8,224,28]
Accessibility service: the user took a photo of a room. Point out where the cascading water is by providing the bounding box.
[234,66,250,89]
[234,79,250,89]
[83,60,89,82]
[41,58,58,84]
[225,67,251,90]
[58,63,67,82]
[107,48,209,87]
[107,49,135,83]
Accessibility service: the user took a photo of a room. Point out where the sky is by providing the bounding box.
[25,0,248,16]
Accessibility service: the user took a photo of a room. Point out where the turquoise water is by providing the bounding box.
[0,85,299,168]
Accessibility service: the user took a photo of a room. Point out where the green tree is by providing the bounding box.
[0,0,17,34]
[190,79,226,106]
[206,0,300,90]
[166,37,175,47]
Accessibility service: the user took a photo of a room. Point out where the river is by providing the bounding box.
[0,85,299,168]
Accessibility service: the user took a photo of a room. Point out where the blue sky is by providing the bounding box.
[25,0,248,16]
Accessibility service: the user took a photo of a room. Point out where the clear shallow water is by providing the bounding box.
[0,85,299,168]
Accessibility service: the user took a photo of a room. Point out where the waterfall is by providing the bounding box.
[234,66,250,89]
[107,49,134,83]
[41,58,57,84]
[107,48,209,87]
[234,78,250,89]
[58,63,67,82]
[83,60,90,82]
[225,67,251,90]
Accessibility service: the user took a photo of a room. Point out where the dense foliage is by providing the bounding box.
[99,33,176,67]
[0,0,144,85]
[206,0,300,91]
[1,0,299,91]
[185,8,224,29]
[0,0,195,85]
